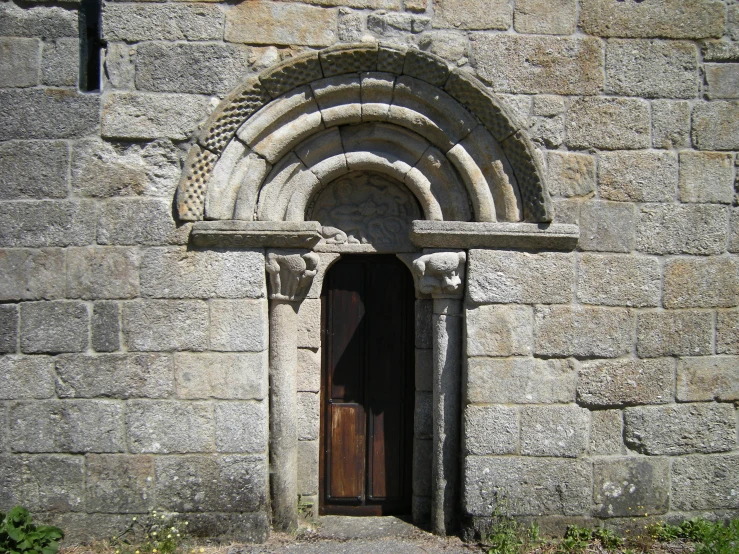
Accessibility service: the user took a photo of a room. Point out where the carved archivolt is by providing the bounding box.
[176,43,553,226]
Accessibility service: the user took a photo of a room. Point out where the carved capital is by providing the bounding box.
[266,251,320,302]
[411,251,466,299]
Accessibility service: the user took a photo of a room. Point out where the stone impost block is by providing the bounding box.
[0,4,78,39]
[519,405,588,458]
[41,38,77,87]
[155,454,267,513]
[86,454,155,513]
[20,301,88,354]
[127,400,214,453]
[464,405,518,455]
[175,352,267,400]
[636,204,728,255]
[605,39,698,99]
[678,151,735,204]
[463,457,591,516]
[298,392,320,441]
[593,458,669,518]
[297,440,319,496]
[692,101,739,151]
[432,0,510,30]
[677,357,739,402]
[597,150,677,203]
[565,97,650,150]
[664,257,739,309]
[92,301,120,353]
[577,358,674,407]
[0,355,55,399]
[0,37,39,88]
[513,0,576,35]
[637,310,713,358]
[467,357,576,404]
[0,248,65,301]
[55,353,173,399]
[579,200,635,253]
[0,306,18,353]
[66,247,140,300]
[102,4,224,41]
[0,455,84,513]
[624,403,736,455]
[298,347,321,393]
[140,247,265,299]
[717,309,739,354]
[467,250,574,304]
[135,42,252,96]
[547,151,595,198]
[705,64,739,100]
[589,410,624,455]
[577,253,661,308]
[465,304,532,357]
[10,400,125,453]
[651,100,690,149]
[0,140,69,200]
[0,90,98,141]
[225,1,337,47]
[580,0,725,39]
[97,199,188,246]
[122,300,208,352]
[215,401,268,454]
[535,306,632,358]
[473,35,603,95]
[210,299,267,352]
[671,454,739,511]
[0,200,96,248]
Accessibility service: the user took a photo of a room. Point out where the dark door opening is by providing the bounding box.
[319,255,415,516]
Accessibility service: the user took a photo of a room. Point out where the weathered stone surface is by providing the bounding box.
[705,64,739,99]
[672,454,739,510]
[606,39,698,99]
[731,5,739,42]
[577,253,661,307]
[664,257,738,309]
[337,9,365,42]
[0,4,78,39]
[86,454,155,513]
[578,358,674,407]
[136,42,252,96]
[226,1,337,47]
[41,38,77,87]
[175,352,267,400]
[298,392,320,441]
[624,403,736,455]
[92,301,120,353]
[417,32,469,65]
[593,458,669,518]
[636,204,728,255]
[0,455,84,513]
[702,41,739,63]
[122,300,208,352]
[651,100,690,149]
[514,0,576,35]
[732,208,739,254]
[0,140,68,199]
[637,310,713,358]
[692,101,739,151]
[464,406,517,455]
[589,410,623,455]
[413,438,432,499]
[102,4,224,41]
[55,353,172,399]
[0,249,65,301]
[102,93,210,141]
[215,401,268,454]
[467,357,576,404]
[298,298,321,349]
[717,309,739,354]
[104,42,135,90]
[0,89,99,140]
[580,0,725,39]
[678,151,734,204]
[10,400,124,453]
[297,440,319,496]
[140,247,264,299]
[127,400,214,453]
[0,356,55,399]
[155,455,267,512]
[210,299,267,352]
[432,0,511,30]
[368,12,430,36]
[66,247,140,300]
[535,306,632,358]
[547,151,595,198]
[463,457,591,516]
[298,347,321,393]
[0,200,96,248]
[467,250,573,304]
[579,201,635,253]
[0,37,39,88]
[0,306,17,353]
[20,301,88,354]
[465,304,532,357]
[414,391,432,440]
[677,357,739,402]
[473,35,603,95]
[597,150,677,203]
[97,199,188,246]
[520,406,588,458]
[566,97,650,150]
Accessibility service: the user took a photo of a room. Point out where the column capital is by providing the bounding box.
[411,250,467,299]
[266,250,320,302]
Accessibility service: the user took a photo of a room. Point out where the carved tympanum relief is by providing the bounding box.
[308,170,422,252]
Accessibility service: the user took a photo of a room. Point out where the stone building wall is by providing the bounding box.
[0,0,738,543]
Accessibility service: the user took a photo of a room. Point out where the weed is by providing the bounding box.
[109,511,189,554]
[593,527,624,550]
[555,525,592,554]
[0,506,64,554]
[650,517,739,554]
[485,507,540,554]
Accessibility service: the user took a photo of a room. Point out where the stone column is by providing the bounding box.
[412,251,466,536]
[265,250,319,531]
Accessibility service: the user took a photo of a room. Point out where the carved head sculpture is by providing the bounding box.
[266,252,320,301]
[412,251,467,297]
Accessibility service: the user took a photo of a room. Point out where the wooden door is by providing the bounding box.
[320,255,414,515]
